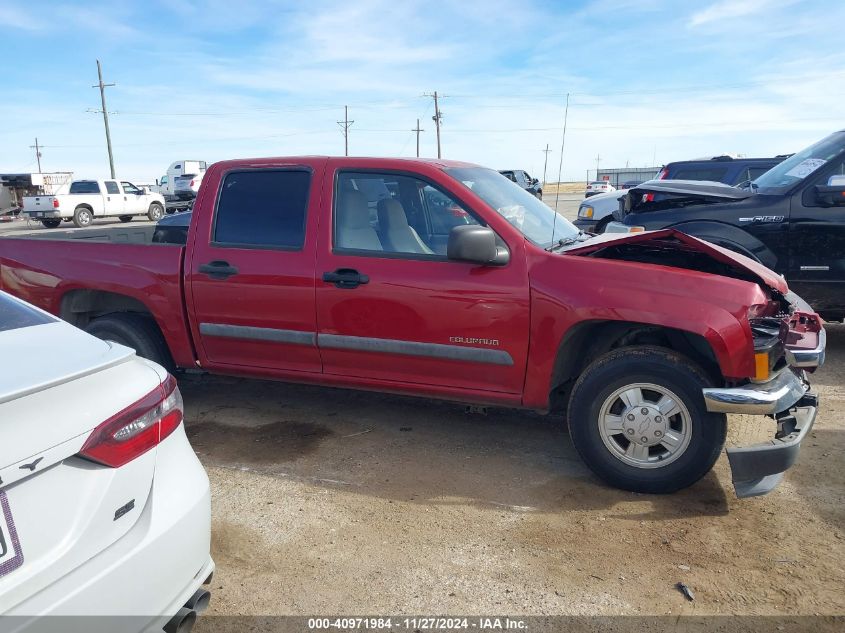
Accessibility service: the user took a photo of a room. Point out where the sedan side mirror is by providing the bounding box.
[447,225,509,266]
[815,183,845,206]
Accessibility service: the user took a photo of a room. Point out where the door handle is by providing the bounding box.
[199,260,239,279]
[800,265,829,271]
[322,268,369,289]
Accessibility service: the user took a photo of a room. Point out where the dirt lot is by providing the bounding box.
[183,324,844,622]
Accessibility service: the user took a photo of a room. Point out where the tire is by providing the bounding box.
[119,215,133,223]
[567,346,726,494]
[41,219,61,228]
[84,313,174,371]
[147,202,164,221]
[72,206,93,228]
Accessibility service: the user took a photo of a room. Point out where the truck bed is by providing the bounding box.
[0,228,195,367]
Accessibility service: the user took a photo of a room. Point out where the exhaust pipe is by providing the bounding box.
[164,607,196,633]
[185,588,211,613]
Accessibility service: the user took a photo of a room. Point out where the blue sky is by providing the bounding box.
[1,0,843,182]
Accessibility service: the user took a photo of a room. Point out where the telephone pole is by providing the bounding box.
[595,153,601,180]
[412,118,425,157]
[541,143,552,185]
[424,91,443,158]
[29,138,43,173]
[92,60,116,178]
[337,106,354,156]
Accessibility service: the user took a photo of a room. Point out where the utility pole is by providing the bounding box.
[424,91,444,158]
[541,144,552,185]
[92,60,116,178]
[337,105,354,156]
[595,153,601,180]
[412,118,425,157]
[29,138,43,173]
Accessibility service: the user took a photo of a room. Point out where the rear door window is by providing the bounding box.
[105,181,120,195]
[213,170,311,249]
[69,181,101,194]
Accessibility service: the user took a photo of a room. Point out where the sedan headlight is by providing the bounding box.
[578,205,594,218]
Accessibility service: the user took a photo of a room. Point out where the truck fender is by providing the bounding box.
[666,220,777,269]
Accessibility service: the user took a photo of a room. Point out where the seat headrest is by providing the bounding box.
[377,198,409,230]
[337,191,371,229]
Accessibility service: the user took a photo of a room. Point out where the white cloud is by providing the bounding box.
[689,0,795,27]
[0,2,44,30]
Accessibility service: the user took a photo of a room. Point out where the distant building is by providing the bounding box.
[596,167,660,187]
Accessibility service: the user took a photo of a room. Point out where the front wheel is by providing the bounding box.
[147,202,164,221]
[567,346,726,494]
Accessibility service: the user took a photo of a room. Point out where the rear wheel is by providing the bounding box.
[147,202,164,221]
[567,346,726,494]
[119,215,133,223]
[84,313,174,371]
[72,206,93,228]
[41,219,61,228]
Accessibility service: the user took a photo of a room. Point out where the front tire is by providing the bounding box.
[72,206,93,228]
[84,313,174,371]
[147,202,164,221]
[567,346,726,494]
[41,219,61,228]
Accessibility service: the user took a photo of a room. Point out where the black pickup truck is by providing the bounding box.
[608,130,845,320]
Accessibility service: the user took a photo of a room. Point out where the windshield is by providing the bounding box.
[445,167,578,247]
[753,130,845,193]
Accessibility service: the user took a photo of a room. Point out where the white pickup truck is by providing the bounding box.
[23,179,166,228]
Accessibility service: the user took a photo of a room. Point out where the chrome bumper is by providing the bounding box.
[786,327,826,368]
[702,368,809,415]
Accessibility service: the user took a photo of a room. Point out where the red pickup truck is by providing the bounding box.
[0,156,826,498]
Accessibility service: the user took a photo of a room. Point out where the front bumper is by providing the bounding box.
[573,218,599,232]
[701,309,825,498]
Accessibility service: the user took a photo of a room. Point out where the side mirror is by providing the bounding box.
[447,225,509,266]
[815,183,845,206]
[532,178,539,185]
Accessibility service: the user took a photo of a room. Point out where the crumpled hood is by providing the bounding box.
[627,179,755,201]
[564,228,788,294]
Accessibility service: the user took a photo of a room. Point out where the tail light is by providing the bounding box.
[52,199,60,208]
[78,375,184,468]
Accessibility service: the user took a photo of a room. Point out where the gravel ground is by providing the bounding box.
[183,324,845,623]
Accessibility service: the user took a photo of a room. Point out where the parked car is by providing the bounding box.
[174,172,204,201]
[585,180,615,197]
[619,180,643,189]
[22,179,166,228]
[155,160,208,197]
[0,157,825,498]
[0,291,213,631]
[574,189,627,233]
[576,155,789,234]
[606,129,845,321]
[499,170,542,198]
[654,154,787,186]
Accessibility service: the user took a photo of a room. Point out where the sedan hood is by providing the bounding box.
[565,229,788,294]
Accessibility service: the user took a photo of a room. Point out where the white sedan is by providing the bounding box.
[0,291,213,632]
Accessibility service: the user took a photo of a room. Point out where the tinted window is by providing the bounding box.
[0,293,56,332]
[214,170,310,249]
[105,181,120,195]
[69,181,100,194]
[671,167,728,182]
